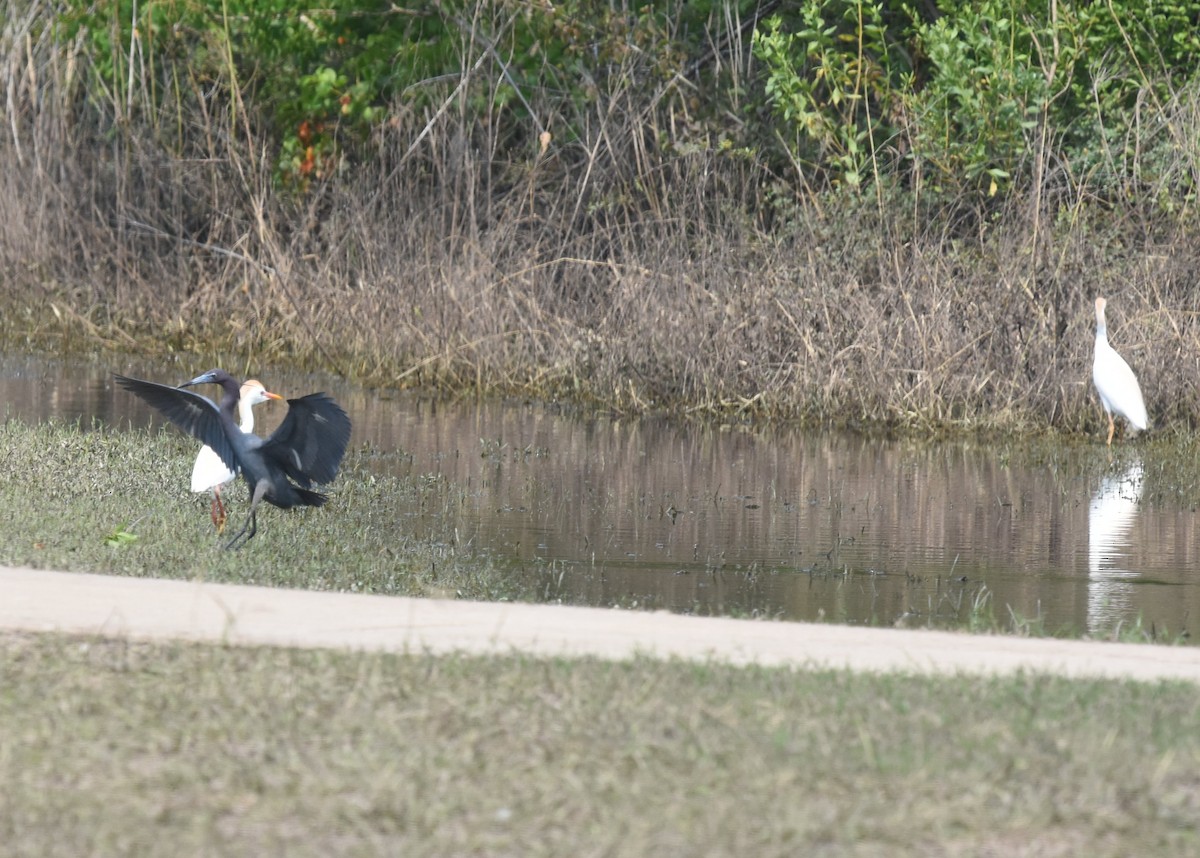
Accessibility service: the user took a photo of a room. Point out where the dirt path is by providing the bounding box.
[4,565,1199,682]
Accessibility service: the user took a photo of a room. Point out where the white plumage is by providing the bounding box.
[191,378,281,529]
[1092,296,1148,445]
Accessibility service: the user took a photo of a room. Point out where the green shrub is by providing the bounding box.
[751,0,1200,204]
[753,1,910,189]
[53,0,725,190]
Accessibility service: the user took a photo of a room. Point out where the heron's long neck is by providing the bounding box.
[218,380,241,432]
[1095,320,1108,348]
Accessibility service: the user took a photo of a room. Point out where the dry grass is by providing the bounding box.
[1,630,1198,857]
[4,2,1200,434]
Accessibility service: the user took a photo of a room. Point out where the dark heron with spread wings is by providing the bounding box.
[115,369,352,549]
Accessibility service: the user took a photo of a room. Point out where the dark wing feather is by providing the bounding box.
[114,374,240,474]
[262,393,351,486]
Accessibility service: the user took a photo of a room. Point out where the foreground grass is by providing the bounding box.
[1,631,1197,856]
[0,417,527,601]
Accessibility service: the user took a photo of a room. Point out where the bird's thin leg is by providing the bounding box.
[224,481,268,551]
[1106,413,1115,446]
[212,487,227,533]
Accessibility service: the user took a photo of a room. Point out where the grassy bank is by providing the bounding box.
[0,417,528,602]
[1,631,1197,856]
[5,2,1200,434]
[9,170,1200,437]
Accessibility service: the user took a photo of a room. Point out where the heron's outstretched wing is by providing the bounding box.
[114,374,240,474]
[262,393,351,486]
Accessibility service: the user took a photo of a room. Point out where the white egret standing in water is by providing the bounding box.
[1092,296,1149,445]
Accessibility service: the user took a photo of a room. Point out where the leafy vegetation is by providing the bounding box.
[752,0,1200,199]
[55,0,1200,200]
[52,0,718,189]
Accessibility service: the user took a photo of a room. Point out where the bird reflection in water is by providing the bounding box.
[1087,460,1143,635]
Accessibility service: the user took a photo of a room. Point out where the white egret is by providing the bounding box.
[1092,296,1149,445]
[190,379,282,532]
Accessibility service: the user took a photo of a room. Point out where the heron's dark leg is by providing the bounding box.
[224,481,268,550]
[1106,413,1115,446]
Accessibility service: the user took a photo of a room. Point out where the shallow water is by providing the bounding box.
[3,354,1195,637]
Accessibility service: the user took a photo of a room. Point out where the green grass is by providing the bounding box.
[0,417,531,601]
[1,631,1197,856]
